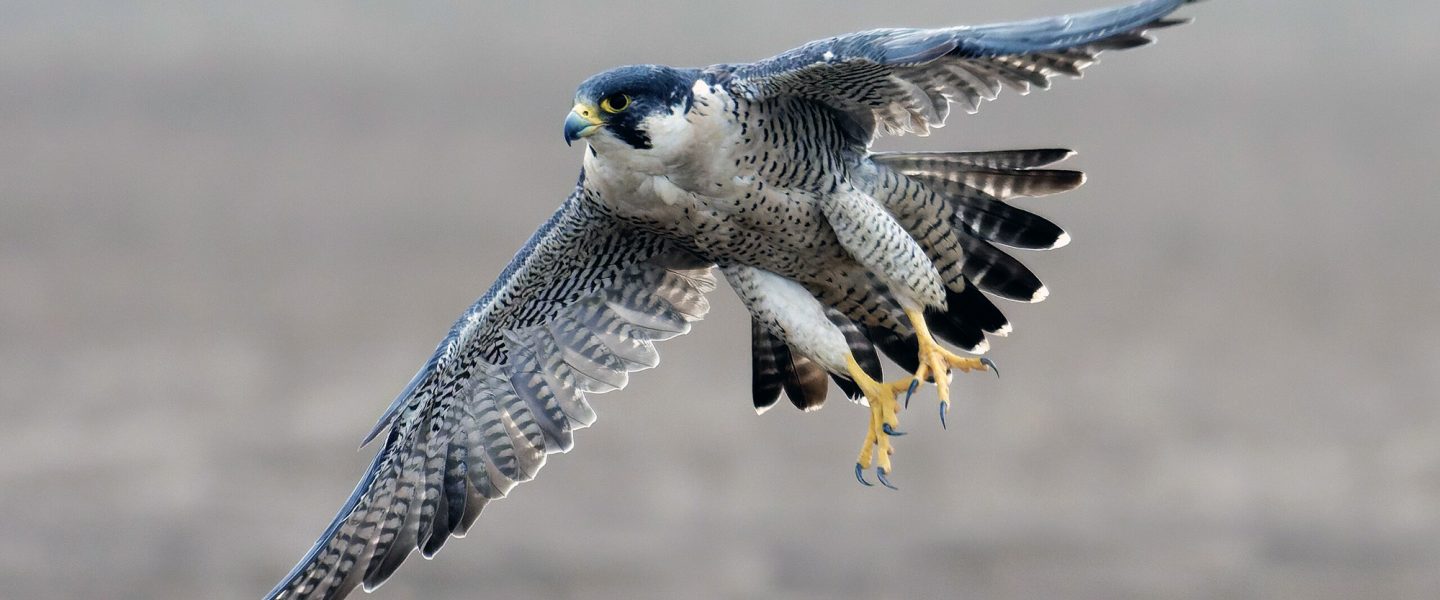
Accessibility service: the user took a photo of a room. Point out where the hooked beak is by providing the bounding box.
[563,103,603,146]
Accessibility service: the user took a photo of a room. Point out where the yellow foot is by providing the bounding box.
[845,355,913,490]
[904,308,998,428]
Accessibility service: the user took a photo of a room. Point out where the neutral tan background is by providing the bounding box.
[4,2,1438,598]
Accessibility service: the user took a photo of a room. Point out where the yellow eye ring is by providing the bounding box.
[600,94,631,114]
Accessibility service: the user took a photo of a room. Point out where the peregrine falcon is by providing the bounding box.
[267,1,1197,597]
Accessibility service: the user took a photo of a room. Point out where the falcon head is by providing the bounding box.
[564,65,696,151]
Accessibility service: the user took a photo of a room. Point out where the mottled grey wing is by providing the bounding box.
[714,0,1196,137]
[265,183,715,600]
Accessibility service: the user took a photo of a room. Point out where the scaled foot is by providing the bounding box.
[845,355,914,490]
[903,308,997,428]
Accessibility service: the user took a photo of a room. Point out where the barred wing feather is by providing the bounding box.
[265,184,715,600]
[714,0,1196,137]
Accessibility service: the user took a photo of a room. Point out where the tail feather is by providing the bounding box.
[865,325,922,375]
[925,280,1016,353]
[831,374,862,400]
[871,152,1075,250]
[750,319,785,414]
[957,235,1048,303]
[873,148,1074,170]
[948,282,1011,336]
[926,305,987,354]
[951,184,1069,250]
[852,148,1065,378]
[949,167,1084,199]
[781,354,829,412]
[891,162,1085,200]
[749,318,828,413]
[828,308,883,400]
[873,150,1084,198]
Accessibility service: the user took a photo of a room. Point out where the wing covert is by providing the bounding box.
[712,0,1196,138]
[265,181,715,600]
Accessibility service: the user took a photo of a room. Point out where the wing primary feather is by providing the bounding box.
[362,447,427,590]
[507,365,575,453]
[267,192,721,600]
[719,0,1195,137]
[415,422,451,559]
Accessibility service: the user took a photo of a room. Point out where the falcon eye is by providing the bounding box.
[599,94,631,114]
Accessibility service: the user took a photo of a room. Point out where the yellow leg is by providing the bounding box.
[845,354,913,489]
[903,307,996,426]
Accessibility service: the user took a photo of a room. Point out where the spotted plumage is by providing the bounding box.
[268,1,1196,597]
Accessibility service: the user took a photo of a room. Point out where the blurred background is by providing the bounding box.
[3,1,1438,598]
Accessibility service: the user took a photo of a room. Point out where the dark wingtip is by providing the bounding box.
[1150,17,1193,29]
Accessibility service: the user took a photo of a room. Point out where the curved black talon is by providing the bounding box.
[855,463,873,486]
[876,468,899,490]
[939,401,949,429]
[903,379,920,408]
[981,357,1000,378]
[882,423,906,436]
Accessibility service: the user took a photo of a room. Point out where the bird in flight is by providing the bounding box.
[266,1,1197,597]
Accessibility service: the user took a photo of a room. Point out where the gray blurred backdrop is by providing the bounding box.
[3,2,1438,599]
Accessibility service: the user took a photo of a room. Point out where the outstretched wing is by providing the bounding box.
[712,0,1196,137]
[266,181,715,600]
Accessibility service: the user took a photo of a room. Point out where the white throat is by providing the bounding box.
[584,81,735,186]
